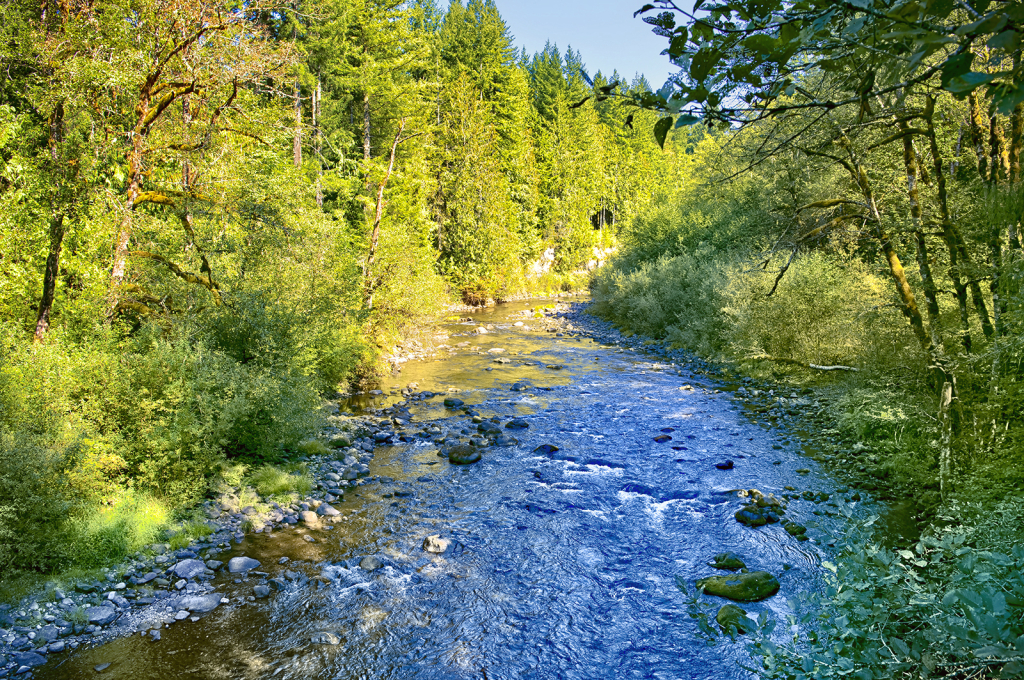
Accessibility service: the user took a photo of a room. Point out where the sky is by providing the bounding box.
[487,1,682,89]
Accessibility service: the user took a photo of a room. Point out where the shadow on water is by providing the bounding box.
[38,300,861,680]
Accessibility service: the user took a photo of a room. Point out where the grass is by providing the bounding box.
[296,439,331,457]
[248,464,312,500]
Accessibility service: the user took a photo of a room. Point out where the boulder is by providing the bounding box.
[85,606,117,626]
[505,418,529,430]
[172,559,207,580]
[12,652,47,668]
[227,556,261,573]
[359,556,384,571]
[710,552,746,571]
[177,594,222,613]
[299,510,320,525]
[422,535,450,554]
[253,585,270,599]
[716,604,756,634]
[311,632,340,645]
[696,571,780,602]
[447,444,481,465]
[316,503,340,517]
[443,397,464,408]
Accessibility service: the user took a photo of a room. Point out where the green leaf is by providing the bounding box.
[988,29,1021,51]
[633,4,655,18]
[946,71,997,95]
[690,48,720,82]
[674,114,701,127]
[654,116,673,149]
[940,51,975,90]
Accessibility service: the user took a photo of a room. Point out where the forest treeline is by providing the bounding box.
[591,2,1024,677]
[0,0,664,582]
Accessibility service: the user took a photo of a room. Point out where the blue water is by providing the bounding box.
[38,301,836,680]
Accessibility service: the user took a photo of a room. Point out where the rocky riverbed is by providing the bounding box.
[6,300,886,679]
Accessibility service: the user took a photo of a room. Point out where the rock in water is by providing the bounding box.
[715,460,735,470]
[227,556,261,573]
[534,444,559,455]
[299,510,319,525]
[696,571,780,602]
[493,433,518,447]
[422,534,450,554]
[443,397,464,408]
[316,503,340,516]
[360,556,384,571]
[253,585,270,599]
[734,507,767,527]
[505,418,529,430]
[653,434,672,443]
[311,632,340,645]
[716,604,756,634]
[447,444,481,465]
[178,594,222,613]
[710,552,746,571]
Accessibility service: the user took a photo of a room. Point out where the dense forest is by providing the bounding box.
[0,0,664,582]
[4,0,1024,677]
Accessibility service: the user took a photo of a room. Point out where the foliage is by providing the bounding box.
[749,510,1024,680]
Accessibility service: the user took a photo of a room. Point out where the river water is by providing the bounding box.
[38,301,839,680]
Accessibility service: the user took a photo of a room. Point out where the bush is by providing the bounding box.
[591,246,732,356]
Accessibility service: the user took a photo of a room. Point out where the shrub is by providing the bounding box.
[591,246,732,356]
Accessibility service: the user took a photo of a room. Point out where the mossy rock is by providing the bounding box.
[716,604,756,634]
[696,571,780,602]
[447,444,481,465]
[710,552,746,571]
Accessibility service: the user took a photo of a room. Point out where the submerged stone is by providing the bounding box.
[716,604,756,634]
[710,552,746,571]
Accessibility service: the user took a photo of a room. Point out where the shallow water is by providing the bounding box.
[39,301,840,680]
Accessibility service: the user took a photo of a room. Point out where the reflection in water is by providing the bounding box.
[40,301,836,680]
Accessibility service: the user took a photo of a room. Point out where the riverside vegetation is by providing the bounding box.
[0,0,665,601]
[3,0,1024,678]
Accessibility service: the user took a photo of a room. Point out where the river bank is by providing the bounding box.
[7,299,879,679]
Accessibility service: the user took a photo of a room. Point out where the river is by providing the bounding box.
[38,300,841,680]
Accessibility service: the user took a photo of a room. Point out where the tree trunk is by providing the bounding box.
[968,92,990,182]
[363,118,406,310]
[902,123,942,347]
[108,136,144,317]
[989,114,1009,184]
[314,74,323,209]
[926,96,980,350]
[938,377,959,499]
[293,79,302,168]
[362,92,371,162]
[33,213,65,342]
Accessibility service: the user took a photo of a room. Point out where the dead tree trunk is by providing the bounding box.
[363,118,406,310]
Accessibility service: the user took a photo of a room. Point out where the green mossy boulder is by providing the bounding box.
[696,570,780,602]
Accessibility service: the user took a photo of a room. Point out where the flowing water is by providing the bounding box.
[38,301,843,680]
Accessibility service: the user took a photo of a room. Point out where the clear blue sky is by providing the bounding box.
[490,1,682,88]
